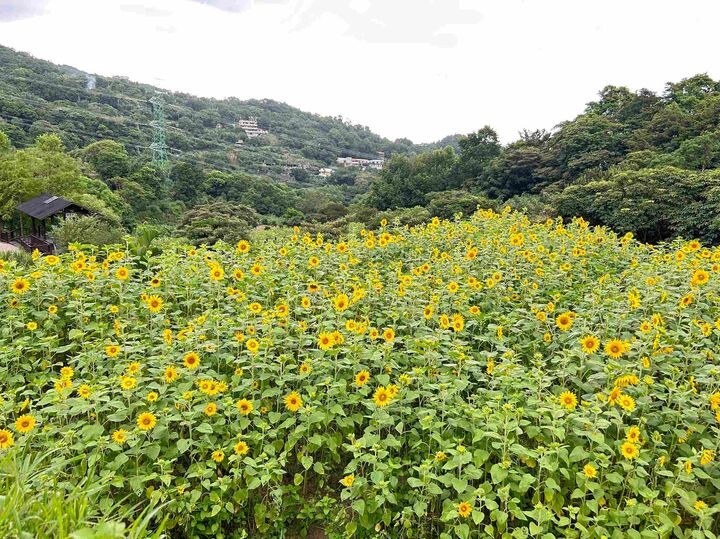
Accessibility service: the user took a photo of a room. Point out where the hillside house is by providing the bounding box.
[336,154,385,170]
[238,117,268,138]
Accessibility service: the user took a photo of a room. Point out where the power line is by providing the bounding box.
[0,74,337,174]
[0,115,244,173]
[0,88,237,152]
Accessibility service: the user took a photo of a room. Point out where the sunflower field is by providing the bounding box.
[1,208,720,538]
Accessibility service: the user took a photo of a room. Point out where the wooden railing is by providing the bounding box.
[16,235,54,254]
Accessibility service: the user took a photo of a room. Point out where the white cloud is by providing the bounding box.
[0,0,48,21]
[0,0,718,143]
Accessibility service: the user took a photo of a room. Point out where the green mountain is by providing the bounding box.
[0,44,420,179]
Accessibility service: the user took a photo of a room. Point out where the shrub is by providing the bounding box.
[50,215,126,253]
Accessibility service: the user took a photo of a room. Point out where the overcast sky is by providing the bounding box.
[0,0,719,143]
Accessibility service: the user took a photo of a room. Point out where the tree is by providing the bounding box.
[548,114,627,182]
[586,86,661,130]
[552,166,720,243]
[329,168,357,186]
[0,133,123,224]
[630,103,694,151]
[290,168,310,182]
[425,190,496,219]
[178,201,260,245]
[368,147,459,210]
[457,126,501,183]
[171,161,206,204]
[485,141,549,198]
[664,74,720,112]
[80,140,130,181]
[0,131,10,153]
[50,215,125,252]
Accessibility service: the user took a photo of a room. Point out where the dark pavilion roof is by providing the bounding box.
[17,193,85,220]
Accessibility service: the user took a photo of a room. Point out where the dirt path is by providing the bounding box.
[0,242,19,253]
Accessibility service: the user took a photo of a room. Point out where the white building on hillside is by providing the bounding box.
[238,117,268,138]
[336,154,385,169]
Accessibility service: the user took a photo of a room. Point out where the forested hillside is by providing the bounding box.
[0,45,416,177]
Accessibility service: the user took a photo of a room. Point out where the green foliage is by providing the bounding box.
[178,201,260,245]
[425,190,496,220]
[126,224,170,260]
[456,126,501,183]
[50,215,126,253]
[503,193,554,221]
[369,148,460,210]
[78,140,131,182]
[0,248,33,268]
[366,74,720,243]
[483,132,550,198]
[553,166,720,243]
[0,131,10,153]
[6,41,720,245]
[0,448,167,538]
[0,131,124,223]
[171,160,205,204]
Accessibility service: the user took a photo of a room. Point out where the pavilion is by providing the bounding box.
[12,193,88,253]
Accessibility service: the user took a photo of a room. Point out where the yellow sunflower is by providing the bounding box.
[136,412,157,431]
[355,370,371,387]
[183,352,200,370]
[145,295,164,313]
[234,440,250,455]
[457,502,472,518]
[333,293,350,312]
[164,365,179,383]
[373,386,391,407]
[284,391,303,412]
[340,474,355,488]
[11,278,30,294]
[582,464,597,479]
[236,240,250,254]
[559,391,578,410]
[15,414,36,434]
[120,376,137,391]
[382,328,395,342]
[555,312,573,331]
[209,266,225,281]
[605,339,627,359]
[618,394,636,412]
[236,399,253,415]
[580,335,600,354]
[620,441,639,460]
[0,429,15,449]
[245,338,260,354]
[112,429,128,444]
[317,332,334,350]
[626,426,641,443]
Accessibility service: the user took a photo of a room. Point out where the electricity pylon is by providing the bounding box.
[149,92,170,181]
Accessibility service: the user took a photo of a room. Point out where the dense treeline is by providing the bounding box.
[370,74,720,243]
[0,131,367,245]
[3,42,720,246]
